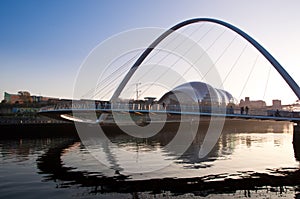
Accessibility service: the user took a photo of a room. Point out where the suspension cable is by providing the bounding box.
[219,43,248,88]
[84,51,141,99]
[201,32,236,81]
[263,64,272,100]
[87,24,205,100]
[238,54,259,100]
[135,24,208,87]
[140,25,221,97]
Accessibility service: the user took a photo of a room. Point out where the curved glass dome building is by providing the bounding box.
[159,82,234,110]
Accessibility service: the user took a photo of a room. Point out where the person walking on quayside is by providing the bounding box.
[240,106,244,115]
[229,106,234,114]
[245,106,249,115]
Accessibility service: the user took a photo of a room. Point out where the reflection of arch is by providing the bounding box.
[37,137,300,196]
[111,18,300,101]
[293,126,300,161]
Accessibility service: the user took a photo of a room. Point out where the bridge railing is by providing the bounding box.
[39,102,299,118]
[37,102,231,113]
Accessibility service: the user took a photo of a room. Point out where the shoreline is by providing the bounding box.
[0,122,77,138]
[0,118,292,139]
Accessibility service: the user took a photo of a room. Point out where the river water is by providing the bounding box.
[1,120,300,198]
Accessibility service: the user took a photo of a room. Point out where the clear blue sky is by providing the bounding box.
[1,0,300,104]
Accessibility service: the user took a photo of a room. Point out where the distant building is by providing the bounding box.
[3,91,58,104]
[272,99,282,110]
[239,97,266,109]
[4,91,31,104]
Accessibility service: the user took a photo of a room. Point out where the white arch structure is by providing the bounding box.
[111,18,300,101]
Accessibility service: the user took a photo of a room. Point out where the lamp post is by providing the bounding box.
[136,82,141,100]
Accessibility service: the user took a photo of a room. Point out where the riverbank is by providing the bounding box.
[0,117,293,139]
[0,122,77,138]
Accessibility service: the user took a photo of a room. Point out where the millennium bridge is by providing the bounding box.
[39,18,300,125]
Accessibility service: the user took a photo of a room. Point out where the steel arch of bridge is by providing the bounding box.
[111,18,300,101]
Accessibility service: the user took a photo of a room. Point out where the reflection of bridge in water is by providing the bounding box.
[34,122,300,197]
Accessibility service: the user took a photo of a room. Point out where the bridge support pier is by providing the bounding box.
[293,122,300,161]
[294,122,300,132]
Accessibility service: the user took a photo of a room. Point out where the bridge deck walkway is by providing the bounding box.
[39,108,300,123]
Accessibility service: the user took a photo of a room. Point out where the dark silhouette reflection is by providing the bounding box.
[293,124,300,161]
[35,119,300,197]
[36,138,130,190]
[0,123,77,139]
[37,138,300,196]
